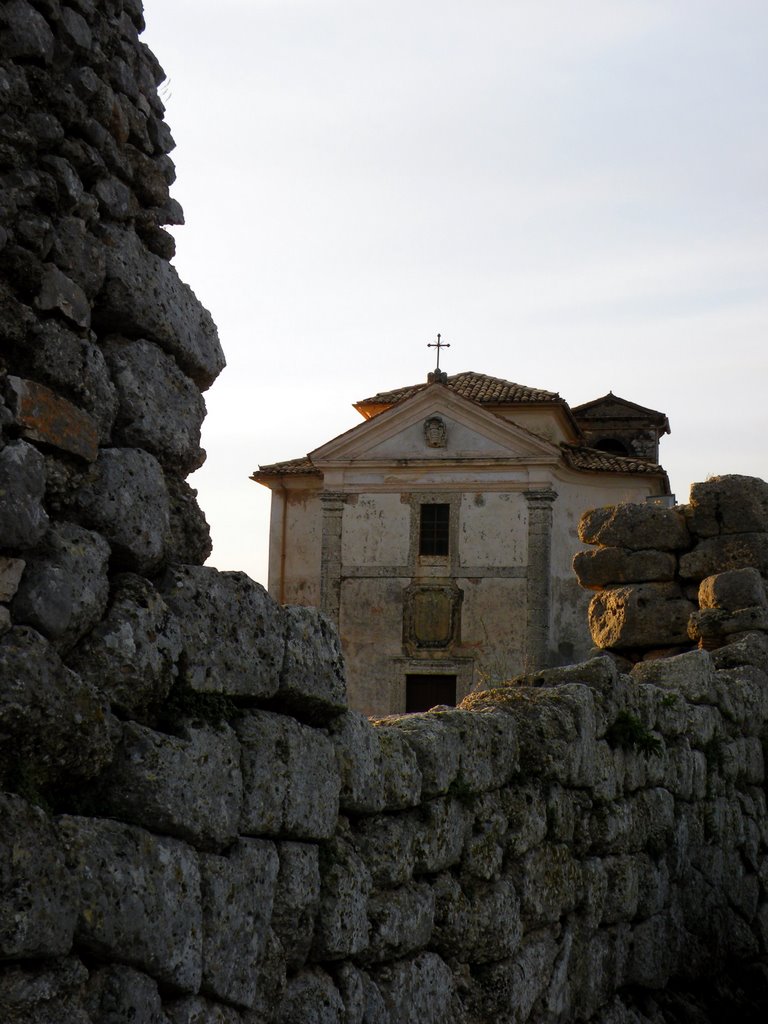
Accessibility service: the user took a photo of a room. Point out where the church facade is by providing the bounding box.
[253,370,670,717]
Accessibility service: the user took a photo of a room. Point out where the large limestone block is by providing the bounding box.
[103,336,206,473]
[379,706,518,798]
[0,439,49,548]
[600,855,640,923]
[510,842,582,928]
[279,605,347,722]
[365,882,435,964]
[352,812,418,887]
[94,225,225,389]
[11,522,110,650]
[631,649,717,704]
[0,793,78,959]
[687,474,768,537]
[373,953,463,1024]
[272,841,321,972]
[165,996,240,1024]
[589,583,696,649]
[378,728,422,810]
[85,965,167,1024]
[412,796,473,874]
[58,817,202,992]
[714,665,768,733]
[461,790,508,880]
[0,626,114,789]
[67,447,169,572]
[331,710,386,815]
[336,964,389,1024]
[699,567,768,611]
[503,782,548,858]
[276,969,345,1024]
[199,839,279,1009]
[689,606,768,646]
[432,873,521,963]
[679,533,768,581]
[467,684,599,787]
[464,930,559,1024]
[66,572,182,716]
[160,567,284,698]
[6,374,98,461]
[0,957,90,1024]
[238,710,340,840]
[578,503,690,552]
[96,721,242,849]
[573,547,677,589]
[312,827,372,959]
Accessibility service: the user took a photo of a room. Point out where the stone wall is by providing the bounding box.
[1,2,768,1023]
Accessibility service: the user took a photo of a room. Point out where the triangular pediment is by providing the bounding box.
[309,384,561,466]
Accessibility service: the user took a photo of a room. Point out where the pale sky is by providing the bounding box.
[142,0,768,586]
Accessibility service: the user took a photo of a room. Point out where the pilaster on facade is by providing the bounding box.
[320,491,345,623]
[524,488,557,671]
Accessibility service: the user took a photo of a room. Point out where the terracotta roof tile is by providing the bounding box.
[252,456,320,478]
[357,371,560,408]
[561,443,665,475]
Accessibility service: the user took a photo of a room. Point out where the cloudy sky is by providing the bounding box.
[142,0,767,586]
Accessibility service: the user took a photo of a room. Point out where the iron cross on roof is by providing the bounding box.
[428,332,450,370]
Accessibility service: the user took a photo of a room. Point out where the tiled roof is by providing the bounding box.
[561,444,666,476]
[356,371,561,408]
[252,456,320,478]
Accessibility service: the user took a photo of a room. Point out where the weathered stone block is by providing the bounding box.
[462,789,507,880]
[35,262,90,327]
[680,533,768,581]
[85,965,166,1024]
[0,556,25,601]
[165,996,240,1024]
[432,873,521,963]
[0,626,114,788]
[579,502,690,551]
[502,782,548,858]
[378,726,422,809]
[688,474,768,537]
[6,375,98,461]
[589,583,696,649]
[94,225,225,389]
[238,710,340,840]
[312,827,371,959]
[103,337,206,473]
[0,793,78,959]
[66,572,182,716]
[1,0,55,63]
[332,710,386,814]
[19,320,117,442]
[689,606,768,644]
[12,522,110,650]
[58,816,202,993]
[276,968,345,1024]
[699,567,768,611]
[160,567,284,698]
[413,796,472,874]
[0,957,90,1024]
[631,649,717,704]
[365,882,435,963]
[165,475,213,565]
[279,605,347,721]
[200,840,279,1009]
[376,712,460,797]
[97,721,242,849]
[0,439,49,549]
[336,964,389,1024]
[573,546,677,588]
[373,953,462,1024]
[272,841,321,972]
[511,842,582,928]
[352,811,418,887]
[67,447,169,572]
